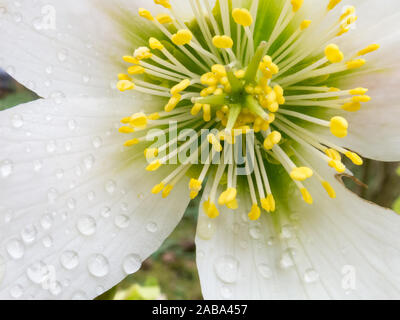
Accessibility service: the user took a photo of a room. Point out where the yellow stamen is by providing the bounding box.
[342,101,361,112]
[357,44,380,56]
[146,160,162,172]
[325,44,344,63]
[117,80,135,92]
[345,151,363,165]
[349,88,368,95]
[263,131,282,150]
[352,95,371,103]
[347,59,366,70]
[170,79,191,95]
[207,134,223,152]
[130,113,148,128]
[291,0,304,13]
[232,8,253,27]
[138,8,154,21]
[300,20,311,30]
[322,181,336,198]
[203,200,219,219]
[171,30,193,46]
[325,148,341,161]
[212,35,234,49]
[330,116,348,138]
[248,204,261,221]
[156,13,173,24]
[300,188,313,204]
[124,139,140,147]
[165,94,181,112]
[149,37,165,50]
[191,103,203,116]
[118,74,132,81]
[327,0,342,11]
[290,167,313,181]
[328,160,346,173]
[154,0,171,9]
[203,104,211,122]
[218,188,237,205]
[123,56,139,64]
[162,184,174,198]
[119,126,134,134]
[152,183,165,194]
[127,66,145,75]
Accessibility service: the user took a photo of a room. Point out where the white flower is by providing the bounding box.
[0,0,399,300]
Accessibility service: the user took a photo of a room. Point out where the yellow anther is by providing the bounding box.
[325,44,344,63]
[234,69,246,79]
[164,94,181,112]
[191,103,203,116]
[214,88,224,96]
[117,80,135,92]
[156,13,172,24]
[352,95,371,103]
[347,59,366,69]
[190,191,199,199]
[325,148,341,161]
[340,6,355,20]
[322,181,336,198]
[263,131,282,150]
[345,151,363,165]
[148,112,160,120]
[127,65,145,75]
[300,20,311,30]
[130,112,148,128]
[123,56,139,64]
[138,8,154,21]
[189,178,202,192]
[218,188,237,205]
[119,126,134,134]
[207,134,223,152]
[261,194,276,212]
[162,184,174,198]
[171,30,193,46]
[134,47,153,60]
[123,139,140,147]
[330,116,348,138]
[300,188,313,204]
[170,79,191,95]
[273,85,285,104]
[211,64,227,77]
[358,44,380,56]
[248,204,261,221]
[290,167,313,181]
[118,74,132,81]
[327,0,342,11]
[226,199,238,210]
[146,160,162,172]
[144,148,159,158]
[203,200,219,219]
[154,0,171,9]
[121,117,131,124]
[203,104,211,122]
[349,87,368,95]
[201,72,218,86]
[329,87,340,92]
[152,183,165,194]
[232,8,253,27]
[342,101,361,112]
[291,0,304,13]
[149,37,164,50]
[212,35,234,49]
[328,159,346,173]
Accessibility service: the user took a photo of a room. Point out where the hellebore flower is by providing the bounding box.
[0,0,399,299]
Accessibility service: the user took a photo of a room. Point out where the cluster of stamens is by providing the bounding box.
[115,0,379,221]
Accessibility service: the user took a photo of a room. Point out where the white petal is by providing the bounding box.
[0,97,190,299]
[196,162,400,300]
[0,0,162,99]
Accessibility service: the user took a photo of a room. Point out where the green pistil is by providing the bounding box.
[225,104,242,131]
[226,66,243,96]
[244,41,267,84]
[245,95,269,121]
[193,94,228,105]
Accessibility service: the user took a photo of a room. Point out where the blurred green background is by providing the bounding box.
[1,71,399,300]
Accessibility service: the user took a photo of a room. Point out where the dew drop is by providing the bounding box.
[249,226,262,240]
[146,222,158,233]
[303,268,319,283]
[105,180,116,194]
[50,281,62,296]
[40,214,53,230]
[11,114,24,128]
[55,169,64,179]
[67,198,76,210]
[92,136,103,149]
[26,261,49,284]
[280,224,292,240]
[0,255,6,285]
[280,249,295,269]
[42,236,53,248]
[100,206,111,218]
[21,225,37,244]
[83,154,95,170]
[46,140,56,153]
[57,49,68,62]
[6,239,24,259]
[77,215,96,236]
[68,119,76,131]
[33,160,43,172]
[122,254,142,274]
[258,264,272,279]
[87,191,96,201]
[214,256,239,284]
[220,286,232,298]
[114,215,130,229]
[10,285,23,299]
[87,254,109,278]
[0,159,13,180]
[60,251,79,270]
[71,291,88,300]
[197,215,216,240]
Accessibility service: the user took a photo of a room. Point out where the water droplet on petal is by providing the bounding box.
[258,264,272,279]
[87,254,109,278]
[92,137,103,149]
[280,224,292,240]
[10,285,23,298]
[57,49,68,62]
[114,215,130,229]
[100,206,111,218]
[0,255,6,285]
[249,226,262,240]
[26,261,48,284]
[1,159,13,178]
[71,291,87,300]
[280,249,295,269]
[21,225,37,244]
[146,222,158,233]
[220,286,232,298]
[122,254,142,274]
[6,239,24,259]
[60,251,79,270]
[68,119,76,131]
[83,154,95,170]
[46,140,56,153]
[214,256,239,284]
[304,268,319,283]
[42,236,53,248]
[11,114,24,128]
[197,215,216,240]
[40,214,53,230]
[105,180,116,194]
[77,215,96,236]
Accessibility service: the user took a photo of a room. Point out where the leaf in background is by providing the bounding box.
[393,197,400,214]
